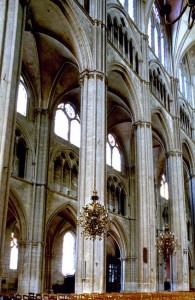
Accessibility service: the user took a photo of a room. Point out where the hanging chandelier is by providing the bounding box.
[77,190,111,240]
[163,0,195,29]
[156,224,180,261]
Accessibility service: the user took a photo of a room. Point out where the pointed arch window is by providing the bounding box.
[160,174,169,200]
[107,134,121,172]
[128,0,135,21]
[17,76,28,116]
[148,3,166,66]
[9,232,18,270]
[62,232,76,276]
[119,0,135,21]
[54,103,80,147]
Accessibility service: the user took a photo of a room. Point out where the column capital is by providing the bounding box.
[79,70,107,84]
[166,150,183,158]
[133,120,152,129]
[93,19,106,28]
[170,76,179,85]
[35,107,48,116]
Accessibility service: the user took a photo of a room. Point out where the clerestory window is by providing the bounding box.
[148,3,166,67]
[54,103,80,147]
[17,76,28,116]
[160,174,169,200]
[119,0,135,21]
[107,134,121,172]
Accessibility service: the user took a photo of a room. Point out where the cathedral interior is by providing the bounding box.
[0,0,195,297]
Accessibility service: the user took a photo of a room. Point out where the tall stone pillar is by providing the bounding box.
[75,0,107,293]
[17,240,31,294]
[76,69,107,293]
[0,0,27,290]
[134,121,156,292]
[27,108,49,293]
[167,151,189,290]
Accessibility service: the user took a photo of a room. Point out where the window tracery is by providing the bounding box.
[54,103,80,147]
[107,134,121,172]
[160,174,169,200]
[119,0,135,21]
[178,56,192,105]
[148,3,166,67]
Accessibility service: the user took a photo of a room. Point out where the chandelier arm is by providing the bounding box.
[164,2,188,25]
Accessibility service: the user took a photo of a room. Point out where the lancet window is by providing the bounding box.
[107,134,121,172]
[17,76,28,117]
[9,232,18,270]
[178,56,192,105]
[148,3,166,66]
[119,0,135,21]
[54,103,80,148]
[62,232,76,276]
[160,174,169,200]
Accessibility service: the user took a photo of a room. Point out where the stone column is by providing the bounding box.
[17,240,31,294]
[76,70,107,293]
[76,0,107,293]
[134,121,156,292]
[167,151,189,290]
[0,0,27,290]
[27,108,49,292]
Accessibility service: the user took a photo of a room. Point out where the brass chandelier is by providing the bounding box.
[156,224,179,261]
[77,190,111,240]
[163,0,195,29]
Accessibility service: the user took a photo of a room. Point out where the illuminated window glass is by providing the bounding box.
[154,27,159,57]
[62,232,76,276]
[148,17,152,47]
[107,134,121,172]
[9,232,18,270]
[128,0,134,20]
[17,77,27,116]
[54,103,80,147]
[119,0,125,5]
[160,174,169,200]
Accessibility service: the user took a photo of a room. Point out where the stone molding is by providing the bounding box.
[133,120,152,129]
[166,150,183,158]
[79,70,107,84]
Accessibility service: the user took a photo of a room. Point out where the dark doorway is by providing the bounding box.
[106,257,121,292]
[106,234,121,292]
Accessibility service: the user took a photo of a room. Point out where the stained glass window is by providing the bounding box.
[107,134,121,172]
[54,103,80,147]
